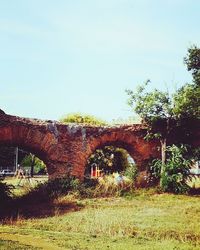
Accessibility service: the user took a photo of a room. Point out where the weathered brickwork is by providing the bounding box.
[0,110,199,179]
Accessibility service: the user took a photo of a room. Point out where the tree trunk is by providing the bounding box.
[30,154,35,177]
[160,138,167,187]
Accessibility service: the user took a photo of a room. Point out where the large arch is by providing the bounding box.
[0,122,49,175]
[0,112,67,178]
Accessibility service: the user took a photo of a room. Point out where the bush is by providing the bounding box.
[124,163,138,181]
[21,174,135,202]
[23,176,81,202]
[0,181,13,204]
[161,145,192,193]
[148,145,192,194]
[147,159,162,185]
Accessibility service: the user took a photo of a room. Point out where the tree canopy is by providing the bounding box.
[126,45,200,140]
[173,45,200,119]
[126,45,200,190]
[126,80,172,125]
[21,154,47,175]
[184,45,200,86]
[173,83,200,119]
[60,113,107,126]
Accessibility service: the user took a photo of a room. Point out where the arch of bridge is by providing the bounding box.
[0,110,171,179]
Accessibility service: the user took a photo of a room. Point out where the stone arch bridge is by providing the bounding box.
[0,110,199,179]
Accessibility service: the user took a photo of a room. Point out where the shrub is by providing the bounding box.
[21,174,135,202]
[0,181,13,204]
[23,176,80,202]
[161,145,192,194]
[148,144,193,194]
[124,163,138,181]
[147,159,162,185]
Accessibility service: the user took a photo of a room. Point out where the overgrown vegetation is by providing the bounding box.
[124,163,138,181]
[148,144,194,193]
[0,181,13,204]
[21,174,136,201]
[60,112,107,126]
[126,45,200,193]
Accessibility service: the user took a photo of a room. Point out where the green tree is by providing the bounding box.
[21,154,46,175]
[172,46,200,152]
[126,80,173,184]
[173,45,200,119]
[60,113,107,126]
[184,44,200,86]
[173,83,200,119]
[149,144,193,193]
[126,45,200,189]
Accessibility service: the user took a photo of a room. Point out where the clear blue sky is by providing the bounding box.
[0,0,199,122]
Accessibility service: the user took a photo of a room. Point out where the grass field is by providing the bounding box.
[0,184,200,250]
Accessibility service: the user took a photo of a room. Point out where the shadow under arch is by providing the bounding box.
[0,123,55,176]
[94,140,144,168]
[0,141,49,175]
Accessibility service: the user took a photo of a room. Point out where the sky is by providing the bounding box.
[0,0,200,122]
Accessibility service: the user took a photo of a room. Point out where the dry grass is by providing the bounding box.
[187,176,200,189]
